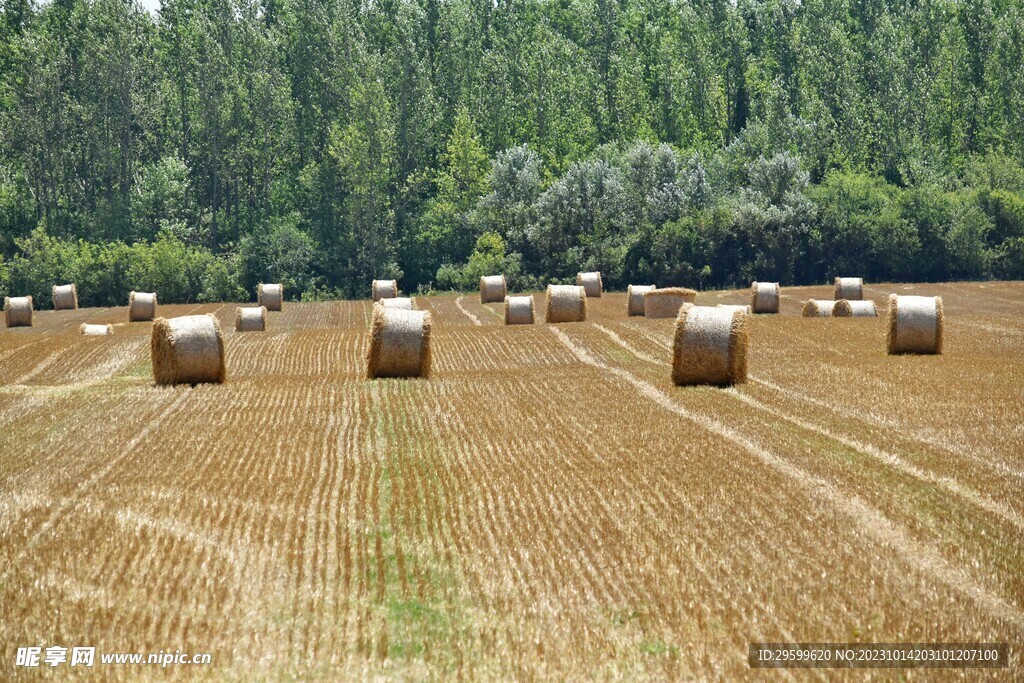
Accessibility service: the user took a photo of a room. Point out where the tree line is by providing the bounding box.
[1,0,1022,306]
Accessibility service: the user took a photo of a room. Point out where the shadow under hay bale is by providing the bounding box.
[81,323,113,336]
[750,281,780,314]
[151,314,226,386]
[235,306,267,332]
[576,272,603,297]
[367,303,432,378]
[545,285,587,323]
[381,297,416,310]
[644,287,697,319]
[672,305,748,386]
[258,283,283,311]
[504,295,535,325]
[372,279,398,302]
[129,291,157,322]
[480,275,507,304]
[627,285,655,316]
[887,294,943,355]
[5,296,33,328]
[834,300,878,317]
[802,300,837,317]
[52,284,78,310]
[834,277,864,300]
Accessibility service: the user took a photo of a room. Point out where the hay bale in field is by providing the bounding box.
[258,283,283,311]
[672,305,748,386]
[372,279,398,301]
[834,277,864,300]
[52,284,78,310]
[381,297,415,310]
[717,304,752,315]
[81,323,113,336]
[504,295,535,325]
[576,271,603,297]
[887,294,943,355]
[366,303,432,378]
[129,291,157,322]
[151,314,226,385]
[834,300,878,317]
[235,306,267,332]
[4,296,33,328]
[480,275,507,304]
[644,287,697,319]
[750,281,780,314]
[627,285,656,316]
[802,300,837,317]
[545,285,587,323]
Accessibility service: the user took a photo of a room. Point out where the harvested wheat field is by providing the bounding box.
[0,282,1022,680]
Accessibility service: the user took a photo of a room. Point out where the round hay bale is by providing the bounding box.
[52,284,78,310]
[834,277,864,300]
[717,304,752,315]
[834,300,878,317]
[576,271,603,297]
[372,279,398,301]
[672,305,748,386]
[4,296,33,328]
[129,291,157,322]
[235,306,267,332]
[802,300,837,317]
[750,281,780,314]
[480,275,507,304]
[545,285,587,323]
[381,297,416,310]
[81,323,113,336]
[644,287,697,319]
[258,283,283,311]
[366,304,432,378]
[151,314,226,385]
[627,285,656,316]
[887,294,943,355]
[504,295,535,325]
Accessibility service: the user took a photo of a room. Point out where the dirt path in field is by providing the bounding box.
[454,296,483,326]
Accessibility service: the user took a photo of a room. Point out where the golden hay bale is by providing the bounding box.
[672,305,748,386]
[235,306,267,332]
[717,304,752,315]
[504,295,535,325]
[834,299,878,317]
[381,297,416,310]
[129,291,157,322]
[151,314,226,385]
[545,285,587,323]
[372,279,398,301]
[4,296,33,328]
[750,281,780,314]
[576,271,603,297]
[627,284,656,316]
[480,275,507,303]
[258,283,283,311]
[52,284,78,310]
[366,303,432,378]
[834,277,864,300]
[81,323,113,336]
[644,287,697,319]
[802,299,837,317]
[887,294,943,355]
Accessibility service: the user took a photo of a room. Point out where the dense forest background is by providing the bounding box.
[1,0,1023,306]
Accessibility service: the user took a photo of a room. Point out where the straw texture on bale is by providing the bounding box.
[576,271,603,297]
[81,323,113,336]
[52,284,78,310]
[235,306,267,332]
[887,294,944,355]
[717,304,752,314]
[151,314,226,385]
[372,279,398,301]
[644,287,697,319]
[366,304,432,378]
[504,295,535,325]
[380,297,416,310]
[129,291,157,322]
[750,281,780,313]
[258,283,283,311]
[4,296,33,328]
[545,285,588,323]
[627,285,656,316]
[480,275,507,303]
[672,305,748,386]
[834,277,864,300]
[802,299,838,317]
[834,299,878,317]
